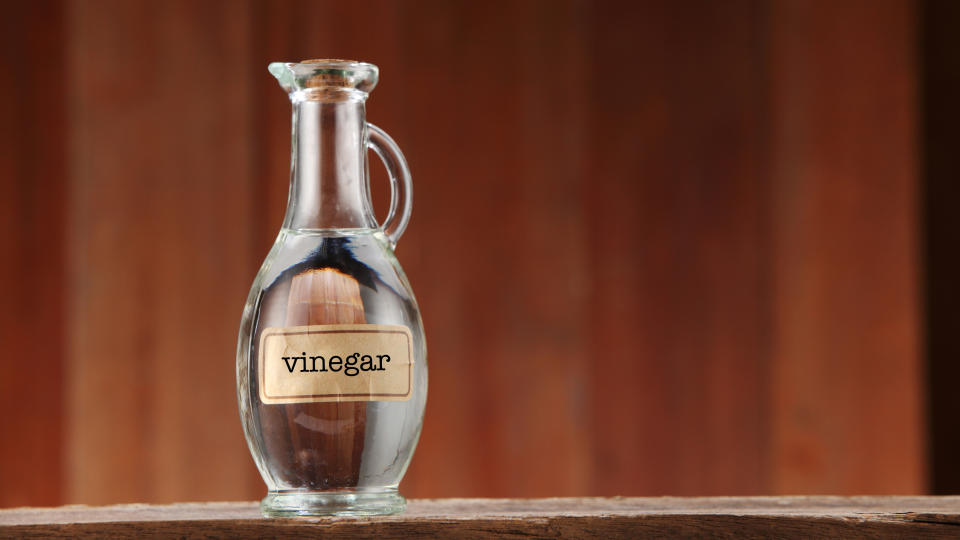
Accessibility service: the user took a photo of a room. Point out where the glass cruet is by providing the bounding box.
[236,59,427,517]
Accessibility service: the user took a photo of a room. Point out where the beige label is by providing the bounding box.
[258,324,414,404]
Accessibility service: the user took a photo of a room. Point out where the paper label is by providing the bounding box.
[258,324,414,404]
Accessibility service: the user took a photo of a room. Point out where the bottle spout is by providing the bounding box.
[269,59,379,101]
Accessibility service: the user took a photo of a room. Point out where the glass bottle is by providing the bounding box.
[236,60,426,517]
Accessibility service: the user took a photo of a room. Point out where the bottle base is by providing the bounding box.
[260,489,406,517]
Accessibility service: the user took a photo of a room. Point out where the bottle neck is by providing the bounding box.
[283,98,376,231]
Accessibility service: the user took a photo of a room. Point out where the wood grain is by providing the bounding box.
[390,0,597,497]
[65,0,262,504]
[586,0,771,496]
[922,0,960,495]
[2,497,960,538]
[768,0,923,494]
[0,0,67,508]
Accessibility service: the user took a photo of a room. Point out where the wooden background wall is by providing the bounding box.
[0,0,924,507]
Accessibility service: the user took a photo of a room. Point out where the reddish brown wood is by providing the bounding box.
[586,0,771,495]
[385,1,484,496]
[0,0,925,507]
[924,0,960,495]
[389,0,599,498]
[0,0,67,508]
[65,0,262,504]
[768,0,924,494]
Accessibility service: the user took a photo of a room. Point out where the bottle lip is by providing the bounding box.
[269,60,379,100]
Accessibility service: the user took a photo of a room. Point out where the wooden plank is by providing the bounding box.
[496,0,593,496]
[66,0,262,504]
[379,0,497,497]
[358,1,466,498]
[0,0,67,508]
[586,0,771,495]
[2,497,960,538]
[393,0,596,497]
[921,0,960,494]
[768,0,923,494]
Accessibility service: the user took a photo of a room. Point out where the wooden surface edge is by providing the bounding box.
[2,497,960,539]
[1,514,959,539]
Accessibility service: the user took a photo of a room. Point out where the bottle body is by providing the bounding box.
[238,60,424,516]
[237,227,426,515]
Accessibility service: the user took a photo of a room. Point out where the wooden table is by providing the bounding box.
[2,496,959,538]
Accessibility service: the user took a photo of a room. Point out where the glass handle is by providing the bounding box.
[367,123,412,248]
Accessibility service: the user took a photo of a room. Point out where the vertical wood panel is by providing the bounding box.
[401,0,597,497]
[66,0,262,503]
[360,0,602,497]
[387,0,492,496]
[769,0,923,494]
[588,1,771,495]
[924,0,960,494]
[0,0,66,508]
[507,0,593,496]
[922,0,960,495]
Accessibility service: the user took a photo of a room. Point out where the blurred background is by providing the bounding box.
[2,0,958,507]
